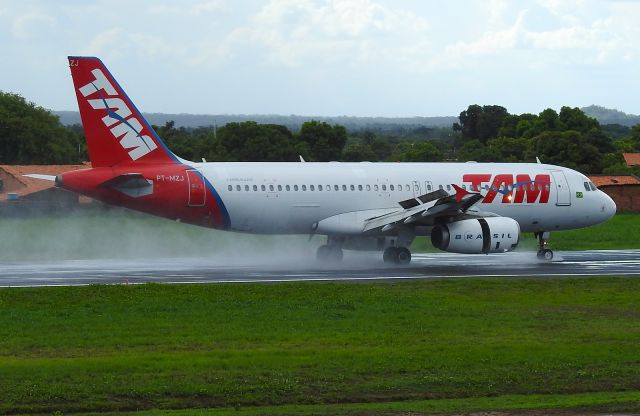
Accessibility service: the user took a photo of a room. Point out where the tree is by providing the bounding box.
[341,143,376,161]
[297,121,347,161]
[486,136,529,162]
[526,131,602,173]
[0,91,82,164]
[457,139,494,162]
[454,104,508,144]
[389,141,443,162]
[210,122,298,161]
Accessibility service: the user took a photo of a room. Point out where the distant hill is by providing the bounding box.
[53,111,457,131]
[581,105,640,127]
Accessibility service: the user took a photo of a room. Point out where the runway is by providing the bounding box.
[0,250,639,287]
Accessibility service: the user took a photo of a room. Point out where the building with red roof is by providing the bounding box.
[588,174,640,212]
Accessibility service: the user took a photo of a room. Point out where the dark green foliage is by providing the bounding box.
[209,121,300,162]
[389,141,443,162]
[454,104,509,144]
[0,91,85,164]
[526,130,603,173]
[297,120,347,161]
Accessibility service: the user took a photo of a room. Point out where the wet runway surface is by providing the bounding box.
[1,250,639,287]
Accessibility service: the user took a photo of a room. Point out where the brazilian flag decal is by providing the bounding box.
[576,191,584,198]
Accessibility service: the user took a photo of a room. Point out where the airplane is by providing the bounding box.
[32,56,617,265]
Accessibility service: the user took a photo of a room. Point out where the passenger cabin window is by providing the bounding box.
[253,185,258,191]
[245,185,249,191]
[358,185,363,191]
[366,184,371,191]
[278,185,282,191]
[228,185,232,191]
[318,185,323,191]
[382,184,387,191]
[286,185,290,191]
[310,185,314,191]
[342,185,347,191]
[439,185,443,190]
[390,185,394,191]
[261,185,266,191]
[334,185,339,191]
[302,185,307,191]
[350,185,355,191]
[446,185,451,191]
[294,185,299,191]
[374,185,379,191]
[269,185,274,191]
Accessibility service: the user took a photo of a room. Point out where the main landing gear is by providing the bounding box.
[316,244,343,262]
[383,246,412,265]
[535,231,553,261]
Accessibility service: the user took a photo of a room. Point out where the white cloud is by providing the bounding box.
[11,11,56,40]
[149,0,224,16]
[82,28,173,62]
[195,0,430,67]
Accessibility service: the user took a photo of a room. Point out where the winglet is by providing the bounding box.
[452,184,469,203]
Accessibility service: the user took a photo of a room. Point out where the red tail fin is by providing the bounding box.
[68,56,177,167]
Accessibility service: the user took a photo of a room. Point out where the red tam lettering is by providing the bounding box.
[463,174,491,192]
[482,174,515,203]
[513,174,550,203]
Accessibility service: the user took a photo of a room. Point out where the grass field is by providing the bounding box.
[1,278,640,415]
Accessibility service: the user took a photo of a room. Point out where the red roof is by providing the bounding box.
[0,163,90,197]
[623,153,640,166]
[589,174,640,187]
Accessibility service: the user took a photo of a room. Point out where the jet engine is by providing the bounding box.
[431,217,520,254]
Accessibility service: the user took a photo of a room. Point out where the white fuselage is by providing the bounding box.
[195,161,616,235]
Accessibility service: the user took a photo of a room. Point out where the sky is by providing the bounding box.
[1,0,639,117]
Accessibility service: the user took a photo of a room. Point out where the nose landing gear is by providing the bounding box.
[535,231,553,261]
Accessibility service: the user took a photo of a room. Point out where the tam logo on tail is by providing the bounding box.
[68,56,176,167]
[77,67,157,161]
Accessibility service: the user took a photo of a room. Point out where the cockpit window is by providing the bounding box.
[589,182,597,191]
[584,182,591,191]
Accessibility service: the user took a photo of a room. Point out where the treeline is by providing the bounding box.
[451,104,640,174]
[1,91,640,175]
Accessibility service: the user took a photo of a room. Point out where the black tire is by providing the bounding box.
[536,249,545,259]
[543,249,553,261]
[396,247,412,265]
[383,247,398,264]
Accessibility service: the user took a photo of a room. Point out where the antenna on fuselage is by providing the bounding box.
[536,157,542,164]
[299,155,306,162]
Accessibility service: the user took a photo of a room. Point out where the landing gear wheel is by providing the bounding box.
[383,247,412,265]
[535,232,553,261]
[396,247,412,265]
[383,247,398,264]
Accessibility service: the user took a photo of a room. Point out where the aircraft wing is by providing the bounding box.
[314,184,494,235]
[362,185,487,233]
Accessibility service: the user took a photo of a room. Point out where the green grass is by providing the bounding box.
[1,278,640,414]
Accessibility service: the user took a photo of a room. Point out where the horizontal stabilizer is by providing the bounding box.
[99,173,153,197]
[23,174,56,181]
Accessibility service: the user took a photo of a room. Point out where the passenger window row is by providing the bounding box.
[227,183,413,192]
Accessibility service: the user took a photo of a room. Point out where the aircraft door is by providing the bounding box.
[551,170,571,206]
[412,181,422,197]
[186,169,206,207]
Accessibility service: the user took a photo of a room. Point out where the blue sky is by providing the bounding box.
[1,0,639,117]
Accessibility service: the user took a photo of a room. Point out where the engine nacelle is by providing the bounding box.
[431,217,520,254]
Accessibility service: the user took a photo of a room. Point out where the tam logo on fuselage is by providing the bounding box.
[78,68,157,160]
[463,173,551,204]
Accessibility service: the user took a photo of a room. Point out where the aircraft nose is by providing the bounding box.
[601,192,616,220]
